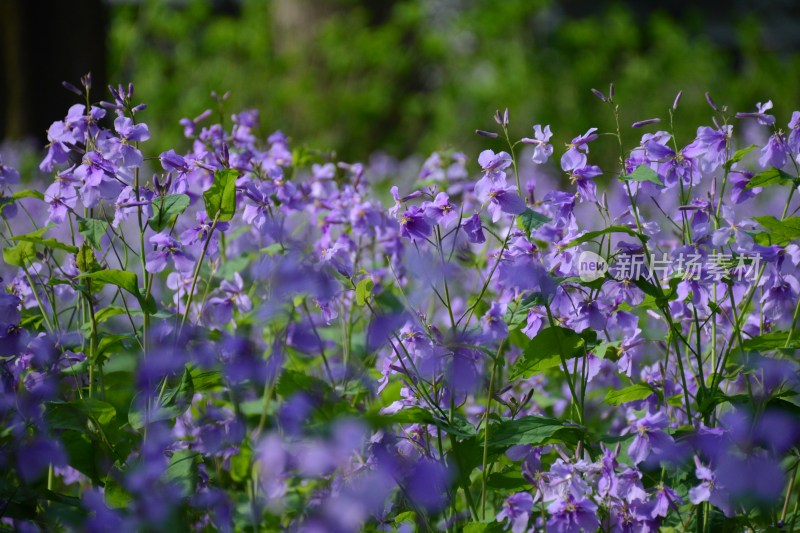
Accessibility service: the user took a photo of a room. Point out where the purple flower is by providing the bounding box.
[571,163,603,203]
[204,273,252,326]
[44,176,79,224]
[521,124,554,164]
[109,116,150,167]
[399,205,432,240]
[628,411,675,465]
[650,483,682,518]
[113,186,153,228]
[145,232,195,273]
[481,301,508,341]
[159,149,190,173]
[761,274,799,321]
[0,157,20,186]
[478,149,512,181]
[546,494,600,533]
[242,180,275,229]
[735,100,776,126]
[759,132,787,169]
[180,211,229,253]
[497,492,534,533]
[728,170,760,204]
[689,456,734,517]
[423,192,458,227]
[405,458,451,512]
[74,151,120,208]
[475,176,526,222]
[560,127,598,172]
[463,213,486,244]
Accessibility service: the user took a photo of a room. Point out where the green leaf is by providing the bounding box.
[746,167,795,190]
[81,270,156,314]
[564,225,648,249]
[594,341,622,360]
[516,208,551,238]
[355,277,374,306]
[510,327,592,379]
[463,522,505,533]
[44,399,117,432]
[620,165,664,186]
[604,383,656,406]
[75,242,101,273]
[93,306,128,324]
[162,367,194,409]
[753,216,800,245]
[230,444,252,482]
[104,467,131,508]
[725,144,757,170]
[3,240,36,266]
[12,225,78,253]
[78,218,109,250]
[741,331,800,351]
[149,193,190,232]
[11,189,45,201]
[486,416,582,450]
[164,450,199,497]
[203,168,239,222]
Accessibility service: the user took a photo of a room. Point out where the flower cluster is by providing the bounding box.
[0,78,798,532]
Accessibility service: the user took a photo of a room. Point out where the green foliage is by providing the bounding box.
[621,164,664,186]
[108,0,800,163]
[510,326,596,379]
[203,169,239,222]
[149,193,190,232]
[78,217,109,250]
[754,215,800,245]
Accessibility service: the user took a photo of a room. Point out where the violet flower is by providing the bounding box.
[109,116,150,167]
[546,494,600,533]
[689,456,734,517]
[145,232,195,273]
[463,213,486,244]
[497,492,534,533]
[627,410,675,465]
[521,124,554,164]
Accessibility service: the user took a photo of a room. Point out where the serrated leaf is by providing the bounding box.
[753,216,800,245]
[149,193,190,232]
[203,169,239,222]
[75,242,100,273]
[78,218,109,250]
[620,165,664,186]
[564,225,648,249]
[604,383,656,406]
[746,167,795,190]
[3,240,36,266]
[516,208,551,238]
[355,277,374,306]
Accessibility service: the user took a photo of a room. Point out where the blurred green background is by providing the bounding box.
[3,0,800,163]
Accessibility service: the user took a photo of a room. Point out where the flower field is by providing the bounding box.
[1,78,799,532]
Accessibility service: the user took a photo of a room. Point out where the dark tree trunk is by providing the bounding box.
[0,0,107,144]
